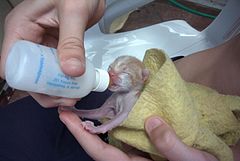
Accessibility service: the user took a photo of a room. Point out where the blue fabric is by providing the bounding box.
[0,91,112,161]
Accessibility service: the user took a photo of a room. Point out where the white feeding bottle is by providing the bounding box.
[5,40,110,98]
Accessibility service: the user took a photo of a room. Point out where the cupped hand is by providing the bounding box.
[59,110,218,161]
[1,0,105,107]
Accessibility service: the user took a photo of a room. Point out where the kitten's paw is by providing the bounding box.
[81,121,95,132]
[81,121,109,134]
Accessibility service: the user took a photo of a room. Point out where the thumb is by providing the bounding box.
[57,1,88,77]
[144,116,192,161]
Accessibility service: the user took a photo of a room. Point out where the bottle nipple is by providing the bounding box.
[92,68,110,92]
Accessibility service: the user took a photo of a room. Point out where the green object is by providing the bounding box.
[168,0,217,19]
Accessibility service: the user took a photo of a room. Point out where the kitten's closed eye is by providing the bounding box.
[118,73,131,84]
[121,71,131,75]
[121,66,128,71]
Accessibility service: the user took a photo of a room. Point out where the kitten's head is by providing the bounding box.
[108,56,149,92]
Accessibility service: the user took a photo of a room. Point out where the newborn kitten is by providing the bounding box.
[69,55,149,134]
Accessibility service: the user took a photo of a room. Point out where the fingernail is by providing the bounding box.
[59,113,67,124]
[63,58,82,69]
[146,117,162,132]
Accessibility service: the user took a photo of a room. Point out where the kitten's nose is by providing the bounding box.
[108,70,116,77]
[108,70,119,84]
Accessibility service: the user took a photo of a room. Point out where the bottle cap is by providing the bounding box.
[92,68,110,92]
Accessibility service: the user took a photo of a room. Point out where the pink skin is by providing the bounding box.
[0,0,105,108]
[64,56,149,134]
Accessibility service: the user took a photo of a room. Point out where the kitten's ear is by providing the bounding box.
[142,69,150,82]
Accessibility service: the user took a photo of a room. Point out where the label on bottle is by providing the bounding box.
[46,73,80,90]
[35,45,81,90]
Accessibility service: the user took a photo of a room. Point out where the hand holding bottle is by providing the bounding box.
[5,41,110,99]
[0,0,105,107]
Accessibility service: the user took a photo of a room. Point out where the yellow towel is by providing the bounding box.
[109,49,240,161]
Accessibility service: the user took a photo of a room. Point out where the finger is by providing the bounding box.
[145,116,186,160]
[56,0,105,77]
[0,0,47,78]
[56,0,89,77]
[0,2,24,78]
[59,111,131,161]
[29,92,77,107]
[0,29,21,78]
[231,140,240,161]
[145,116,217,161]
